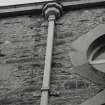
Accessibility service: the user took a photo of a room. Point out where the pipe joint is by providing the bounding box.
[41,86,49,92]
[48,15,55,21]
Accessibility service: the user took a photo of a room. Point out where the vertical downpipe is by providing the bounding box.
[40,14,55,105]
[40,2,62,105]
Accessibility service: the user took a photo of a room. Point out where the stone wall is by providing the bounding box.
[0,15,47,105]
[0,6,105,105]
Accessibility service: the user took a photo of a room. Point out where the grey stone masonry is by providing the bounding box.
[0,1,105,105]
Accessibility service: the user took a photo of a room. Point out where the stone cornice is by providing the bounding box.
[63,0,105,10]
[0,0,105,17]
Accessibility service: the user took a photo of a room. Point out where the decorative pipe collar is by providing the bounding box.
[42,1,63,20]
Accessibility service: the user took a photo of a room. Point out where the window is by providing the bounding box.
[70,24,105,105]
[88,34,105,73]
[71,24,105,73]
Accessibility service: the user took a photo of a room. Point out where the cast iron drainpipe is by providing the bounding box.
[40,2,62,105]
[40,14,55,105]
